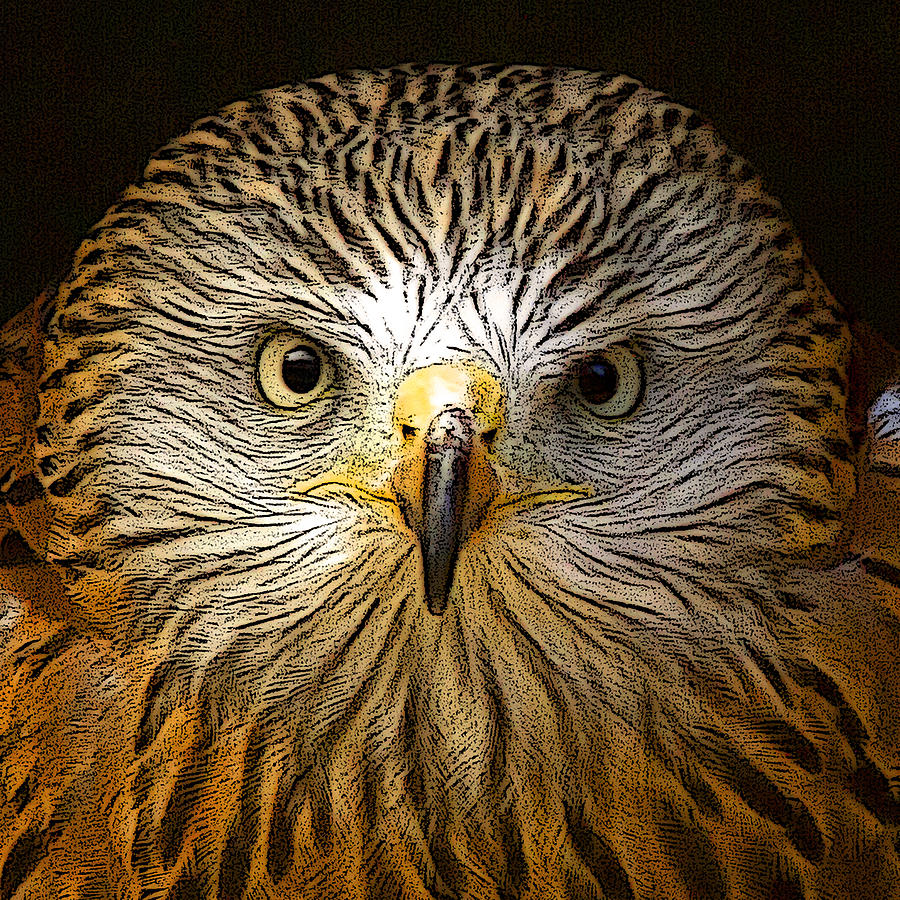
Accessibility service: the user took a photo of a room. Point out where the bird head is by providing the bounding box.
[19,67,851,636]
[0,64,874,898]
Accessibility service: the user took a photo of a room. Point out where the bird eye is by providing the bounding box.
[576,346,644,419]
[257,333,330,408]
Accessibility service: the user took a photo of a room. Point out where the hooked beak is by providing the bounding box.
[297,361,592,615]
[391,404,499,614]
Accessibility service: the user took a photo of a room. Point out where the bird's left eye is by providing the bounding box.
[576,346,644,418]
[257,333,330,408]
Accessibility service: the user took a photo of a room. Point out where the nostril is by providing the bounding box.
[401,424,418,439]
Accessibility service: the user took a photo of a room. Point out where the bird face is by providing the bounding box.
[10,65,872,897]
[37,84,852,637]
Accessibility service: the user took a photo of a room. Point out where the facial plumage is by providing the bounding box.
[1,63,898,900]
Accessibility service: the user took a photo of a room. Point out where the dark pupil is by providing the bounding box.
[579,358,618,403]
[282,346,321,394]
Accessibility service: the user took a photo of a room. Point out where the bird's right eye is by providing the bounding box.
[257,333,330,408]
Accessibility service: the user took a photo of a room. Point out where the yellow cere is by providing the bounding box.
[392,361,506,433]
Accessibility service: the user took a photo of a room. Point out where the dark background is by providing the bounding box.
[2,0,897,343]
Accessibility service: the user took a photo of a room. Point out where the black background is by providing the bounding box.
[2,0,897,343]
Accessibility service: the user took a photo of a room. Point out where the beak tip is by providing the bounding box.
[426,592,449,616]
